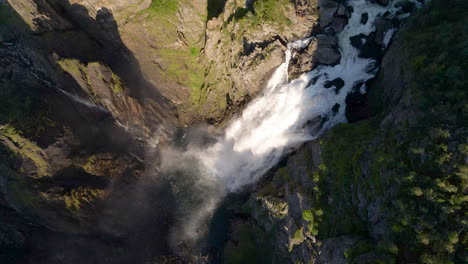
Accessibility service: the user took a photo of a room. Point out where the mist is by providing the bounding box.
[157,0,424,253]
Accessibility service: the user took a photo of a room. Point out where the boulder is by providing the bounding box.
[318,0,350,33]
[314,35,341,65]
[361,13,369,24]
[372,0,390,6]
[288,35,341,80]
[324,77,345,94]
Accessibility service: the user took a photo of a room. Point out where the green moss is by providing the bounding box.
[226,0,291,28]
[288,227,306,252]
[111,72,124,93]
[302,209,314,222]
[0,149,39,212]
[82,155,97,174]
[63,187,103,215]
[57,59,85,77]
[157,46,206,104]
[0,125,49,177]
[145,0,179,17]
[253,0,292,25]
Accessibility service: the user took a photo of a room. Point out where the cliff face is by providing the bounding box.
[0,0,322,263]
[1,0,466,263]
[199,0,319,123]
[225,1,467,263]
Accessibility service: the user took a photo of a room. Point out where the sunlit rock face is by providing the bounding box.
[160,1,425,257]
[201,0,320,123]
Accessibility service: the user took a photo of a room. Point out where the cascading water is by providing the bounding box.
[161,0,425,248]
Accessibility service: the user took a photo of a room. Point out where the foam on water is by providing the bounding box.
[161,0,424,244]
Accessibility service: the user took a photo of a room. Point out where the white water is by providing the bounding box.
[161,0,424,244]
[57,88,107,112]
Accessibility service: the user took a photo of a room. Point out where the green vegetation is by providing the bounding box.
[0,125,49,177]
[226,0,291,26]
[404,0,467,115]
[311,1,468,263]
[288,227,306,252]
[139,0,207,106]
[82,155,97,174]
[0,144,39,213]
[157,47,206,104]
[253,0,292,25]
[63,186,103,214]
[111,72,124,93]
[145,0,179,18]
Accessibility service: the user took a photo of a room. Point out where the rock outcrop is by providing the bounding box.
[200,0,320,123]
[223,1,467,264]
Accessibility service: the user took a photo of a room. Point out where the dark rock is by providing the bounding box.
[288,36,341,79]
[360,32,383,59]
[371,0,389,6]
[324,78,345,94]
[350,33,384,61]
[396,1,416,13]
[361,13,369,24]
[305,74,322,88]
[350,34,367,50]
[316,236,357,264]
[313,35,341,65]
[332,103,340,114]
[331,17,348,32]
[374,17,394,47]
[345,84,370,123]
[318,0,348,32]
[353,80,365,91]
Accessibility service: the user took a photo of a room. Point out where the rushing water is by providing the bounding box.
[160,0,425,249]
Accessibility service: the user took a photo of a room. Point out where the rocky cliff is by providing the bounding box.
[0,0,323,263]
[0,0,466,264]
[222,1,467,263]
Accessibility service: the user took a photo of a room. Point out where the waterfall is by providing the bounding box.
[161,0,424,246]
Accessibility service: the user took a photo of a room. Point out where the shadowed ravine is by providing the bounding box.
[4,0,463,263]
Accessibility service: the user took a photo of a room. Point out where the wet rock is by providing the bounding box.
[374,17,394,47]
[360,33,383,59]
[324,78,345,94]
[396,1,416,13]
[331,17,348,32]
[371,0,390,6]
[313,35,341,65]
[361,13,369,24]
[318,0,348,29]
[332,103,340,114]
[345,87,370,123]
[350,33,383,60]
[350,34,367,49]
[288,35,341,80]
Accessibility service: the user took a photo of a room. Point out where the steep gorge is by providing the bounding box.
[0,0,466,264]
